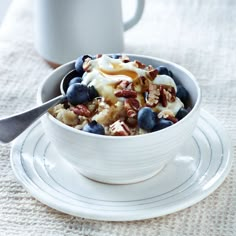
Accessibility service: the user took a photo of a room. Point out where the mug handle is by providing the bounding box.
[123,0,145,31]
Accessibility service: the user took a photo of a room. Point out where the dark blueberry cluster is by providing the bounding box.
[66,55,98,104]
[65,55,103,134]
[137,107,174,132]
[157,65,173,77]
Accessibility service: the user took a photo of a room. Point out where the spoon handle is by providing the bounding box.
[0,95,65,144]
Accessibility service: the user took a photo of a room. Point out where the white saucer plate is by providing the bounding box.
[10,109,233,221]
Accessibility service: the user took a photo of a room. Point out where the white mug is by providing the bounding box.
[34,0,145,67]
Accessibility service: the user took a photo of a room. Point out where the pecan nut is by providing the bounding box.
[116,81,133,90]
[134,60,146,69]
[124,98,140,118]
[146,68,158,80]
[146,83,160,107]
[126,98,140,111]
[114,89,137,98]
[160,86,168,107]
[109,120,131,136]
[121,55,130,63]
[160,85,176,107]
[71,105,91,117]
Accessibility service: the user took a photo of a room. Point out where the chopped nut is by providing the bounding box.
[134,60,146,69]
[114,90,137,98]
[125,98,140,111]
[167,86,176,102]
[146,65,154,71]
[126,109,136,118]
[124,98,140,117]
[116,80,133,90]
[146,68,158,80]
[109,120,131,136]
[160,85,176,107]
[71,105,91,117]
[160,86,168,107]
[121,55,130,63]
[146,83,160,107]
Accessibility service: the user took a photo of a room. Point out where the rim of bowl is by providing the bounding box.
[38,53,202,140]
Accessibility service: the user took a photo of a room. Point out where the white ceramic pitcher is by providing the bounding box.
[34,0,145,67]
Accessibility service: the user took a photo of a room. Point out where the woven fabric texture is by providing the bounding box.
[0,0,235,235]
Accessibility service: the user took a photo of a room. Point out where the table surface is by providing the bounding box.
[0,0,235,235]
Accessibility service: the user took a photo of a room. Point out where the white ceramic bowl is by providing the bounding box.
[37,54,201,184]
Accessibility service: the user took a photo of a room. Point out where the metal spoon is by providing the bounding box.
[0,69,76,144]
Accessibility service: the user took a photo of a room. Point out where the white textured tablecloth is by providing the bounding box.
[0,0,235,235]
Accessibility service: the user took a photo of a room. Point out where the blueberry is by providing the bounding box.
[88,85,99,100]
[137,107,158,131]
[111,54,121,59]
[75,55,93,76]
[176,107,189,120]
[82,121,105,135]
[66,83,90,105]
[152,118,173,132]
[68,76,83,87]
[157,66,173,77]
[176,85,189,105]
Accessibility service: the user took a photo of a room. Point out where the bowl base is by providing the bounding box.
[77,164,166,185]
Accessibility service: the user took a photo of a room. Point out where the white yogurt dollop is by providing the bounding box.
[82,55,182,114]
[153,74,177,92]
